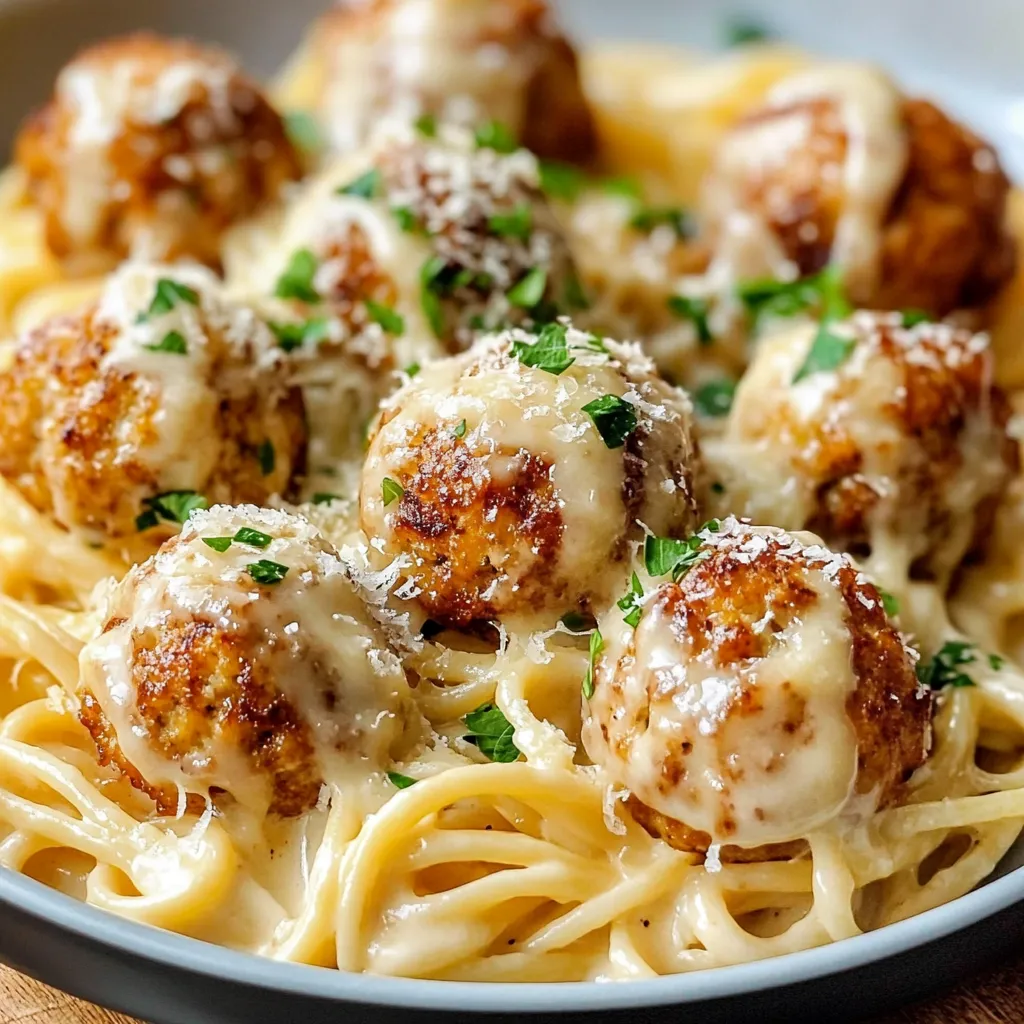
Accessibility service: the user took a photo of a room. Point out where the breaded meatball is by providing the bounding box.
[16,33,301,267]
[242,124,582,357]
[0,262,306,545]
[710,312,1017,581]
[702,63,1014,317]
[583,518,931,858]
[78,505,413,818]
[313,0,596,163]
[360,324,700,631]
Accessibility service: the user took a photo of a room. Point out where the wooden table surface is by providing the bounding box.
[3,958,1024,1024]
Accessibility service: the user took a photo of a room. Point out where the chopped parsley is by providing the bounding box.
[901,309,931,328]
[203,527,274,552]
[387,771,418,789]
[792,324,856,383]
[645,520,721,580]
[880,590,900,617]
[144,330,187,355]
[538,160,587,202]
[404,362,421,379]
[336,168,381,199]
[563,271,590,312]
[391,206,420,233]
[274,249,320,302]
[268,317,330,352]
[582,628,603,700]
[257,440,275,476]
[474,120,518,154]
[414,112,437,138]
[582,394,637,449]
[312,492,342,505]
[507,266,548,309]
[137,278,199,322]
[693,379,736,418]
[135,490,207,531]
[462,702,520,762]
[511,322,575,375]
[365,299,405,336]
[668,295,713,345]
[917,641,978,690]
[283,111,322,155]
[420,256,450,337]
[630,206,694,239]
[617,573,644,628]
[382,477,404,506]
[724,18,772,46]
[452,419,467,438]
[246,559,290,586]
[990,653,1006,671]
[488,203,533,241]
[738,265,850,327]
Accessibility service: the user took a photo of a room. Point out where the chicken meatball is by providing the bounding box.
[16,33,301,267]
[78,505,413,818]
[583,518,931,858]
[360,323,700,631]
[710,312,1017,581]
[702,63,1014,317]
[0,262,305,545]
[240,123,582,358]
[313,0,596,164]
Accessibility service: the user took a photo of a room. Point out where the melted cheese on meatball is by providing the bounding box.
[707,312,1017,584]
[78,505,413,818]
[0,261,305,544]
[360,325,700,631]
[583,519,930,854]
[314,0,595,163]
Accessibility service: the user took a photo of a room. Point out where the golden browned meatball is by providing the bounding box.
[710,312,1018,582]
[583,518,931,859]
[702,64,1014,317]
[360,324,700,631]
[313,0,596,163]
[78,505,413,818]
[16,33,301,267]
[241,124,582,357]
[0,262,306,545]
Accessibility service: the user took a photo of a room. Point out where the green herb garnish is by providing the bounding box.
[382,477,404,506]
[738,265,850,327]
[603,176,643,201]
[900,309,931,328]
[474,120,518,154]
[391,206,421,233]
[539,160,587,202]
[507,266,548,308]
[144,330,188,355]
[365,299,405,336]
[337,168,381,199]
[246,559,290,586]
[137,278,199,322]
[404,362,421,379]
[990,653,1006,671]
[880,590,900,617]
[645,520,720,580]
[420,256,450,337]
[617,573,644,628]
[462,702,520,762]
[582,628,603,700]
[284,111,322,155]
[135,490,208,531]
[488,203,533,241]
[234,527,273,549]
[312,492,342,505]
[257,440,275,477]
[668,295,713,345]
[268,318,330,352]
[202,537,233,553]
[916,641,977,690]
[274,249,320,302]
[630,206,693,238]
[511,322,574,375]
[414,112,437,138]
[693,379,736,417]
[724,18,772,46]
[582,394,637,449]
[387,771,418,789]
[452,419,467,438]
[792,324,856,383]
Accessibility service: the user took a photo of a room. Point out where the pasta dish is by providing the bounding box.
[2,0,1024,984]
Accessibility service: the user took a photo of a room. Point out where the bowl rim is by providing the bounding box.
[2,858,1023,1011]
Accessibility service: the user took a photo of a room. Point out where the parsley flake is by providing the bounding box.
[668,295,713,345]
[582,394,637,449]
[135,490,208,531]
[404,362,421,379]
[202,537,233,553]
[474,120,518,154]
[488,203,533,241]
[511,322,574,375]
[391,206,421,233]
[738,265,850,327]
[337,168,381,199]
[387,771,418,789]
[644,521,720,580]
[990,653,1006,671]
[414,112,437,138]
[137,278,199,322]
[603,176,643,201]
[234,527,273,549]
[268,318,329,352]
[917,641,977,690]
[538,160,587,202]
[693,379,736,417]
[420,256,450,337]
[582,628,603,700]
[257,440,275,476]
[725,18,772,46]
[246,559,289,586]
[880,590,900,617]
[284,111,322,155]
[274,249,320,302]
[312,492,342,505]
[462,702,520,762]
[452,419,467,438]
[792,324,856,383]
[382,477,404,506]
[630,206,694,238]
[901,309,931,328]
[365,299,405,336]
[507,266,548,308]
[617,572,645,628]
[144,330,187,355]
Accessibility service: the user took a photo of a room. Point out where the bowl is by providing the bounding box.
[1,1,1023,1021]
